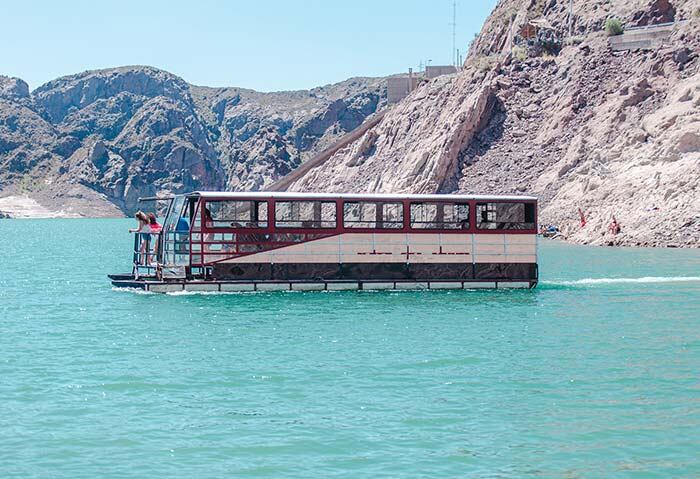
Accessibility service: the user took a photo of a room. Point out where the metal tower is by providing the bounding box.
[451,1,457,67]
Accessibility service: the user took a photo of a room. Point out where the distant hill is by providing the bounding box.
[0,66,386,215]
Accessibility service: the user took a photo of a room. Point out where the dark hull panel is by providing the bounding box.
[212,262,538,282]
[109,263,537,292]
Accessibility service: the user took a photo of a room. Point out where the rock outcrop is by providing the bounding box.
[0,67,386,215]
[287,0,699,247]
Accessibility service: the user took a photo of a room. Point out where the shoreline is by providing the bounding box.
[0,193,122,219]
[0,195,83,219]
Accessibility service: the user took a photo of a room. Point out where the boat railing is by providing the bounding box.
[132,231,161,277]
[160,229,191,265]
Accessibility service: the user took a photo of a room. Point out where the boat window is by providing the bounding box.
[163,196,186,233]
[476,202,536,230]
[205,200,268,228]
[343,202,404,229]
[410,202,469,229]
[275,201,336,228]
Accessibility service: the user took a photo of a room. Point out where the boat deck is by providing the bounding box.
[109,275,536,293]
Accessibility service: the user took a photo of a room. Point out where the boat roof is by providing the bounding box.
[186,191,538,201]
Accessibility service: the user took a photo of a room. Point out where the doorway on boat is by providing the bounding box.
[161,195,195,278]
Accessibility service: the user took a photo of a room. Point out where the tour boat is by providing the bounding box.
[109,191,539,292]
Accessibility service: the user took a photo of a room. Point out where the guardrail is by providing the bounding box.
[132,232,161,276]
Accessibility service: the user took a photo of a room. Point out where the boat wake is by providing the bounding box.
[111,286,154,295]
[543,276,700,287]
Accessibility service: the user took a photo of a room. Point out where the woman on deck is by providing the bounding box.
[148,213,163,263]
[129,211,151,265]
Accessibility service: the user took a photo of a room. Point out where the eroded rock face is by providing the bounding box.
[630,0,676,26]
[33,66,192,123]
[291,75,497,194]
[0,76,30,101]
[287,0,700,247]
[0,66,386,214]
[192,77,385,194]
[0,92,64,191]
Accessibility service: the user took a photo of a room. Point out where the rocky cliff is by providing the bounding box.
[289,0,699,247]
[0,67,386,216]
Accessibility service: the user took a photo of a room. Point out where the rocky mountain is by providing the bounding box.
[0,67,386,216]
[288,0,699,247]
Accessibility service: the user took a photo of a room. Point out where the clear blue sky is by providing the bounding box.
[2,0,496,92]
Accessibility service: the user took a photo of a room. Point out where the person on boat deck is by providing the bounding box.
[148,213,163,262]
[128,211,151,265]
[203,207,213,227]
[203,207,215,252]
[175,216,190,254]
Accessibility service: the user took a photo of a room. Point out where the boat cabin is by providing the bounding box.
[109,191,538,292]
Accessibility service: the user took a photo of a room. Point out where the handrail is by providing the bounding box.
[138,196,175,202]
[625,20,686,32]
[132,232,162,276]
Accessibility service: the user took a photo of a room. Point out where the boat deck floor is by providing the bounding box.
[109,276,537,292]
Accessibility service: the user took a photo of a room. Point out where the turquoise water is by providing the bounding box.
[1,219,699,478]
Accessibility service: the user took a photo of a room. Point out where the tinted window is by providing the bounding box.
[205,200,268,228]
[410,203,469,229]
[343,202,404,229]
[476,202,535,230]
[275,201,336,228]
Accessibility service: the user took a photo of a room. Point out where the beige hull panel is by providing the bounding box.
[220,233,536,264]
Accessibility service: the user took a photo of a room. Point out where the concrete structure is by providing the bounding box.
[608,22,677,51]
[425,65,458,79]
[387,66,458,104]
[387,75,420,104]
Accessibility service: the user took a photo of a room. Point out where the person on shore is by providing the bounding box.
[578,208,587,228]
[608,215,621,235]
[129,211,151,265]
[148,213,163,263]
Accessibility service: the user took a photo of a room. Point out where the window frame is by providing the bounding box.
[475,201,537,231]
[194,196,536,237]
[342,201,405,230]
[203,199,269,229]
[274,200,338,229]
[408,201,471,230]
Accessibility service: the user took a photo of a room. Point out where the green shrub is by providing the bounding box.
[605,18,624,36]
[472,54,500,72]
[693,7,700,18]
[512,46,527,62]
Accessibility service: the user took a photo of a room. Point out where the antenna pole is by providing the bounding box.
[452,0,457,67]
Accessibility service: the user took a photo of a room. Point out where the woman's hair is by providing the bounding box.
[148,212,158,225]
[135,211,148,223]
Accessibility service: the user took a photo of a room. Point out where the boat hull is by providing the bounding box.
[110,277,537,292]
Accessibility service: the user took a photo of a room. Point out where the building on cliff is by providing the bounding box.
[387,65,458,104]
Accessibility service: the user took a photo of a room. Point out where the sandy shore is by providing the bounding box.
[0,195,82,219]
